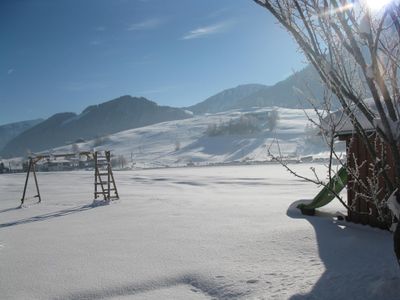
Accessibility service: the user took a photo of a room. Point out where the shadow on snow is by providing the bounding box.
[0,206,21,214]
[57,273,246,300]
[0,201,107,229]
[287,200,400,300]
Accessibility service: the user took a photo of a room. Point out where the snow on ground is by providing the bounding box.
[1,163,399,299]
[44,107,330,169]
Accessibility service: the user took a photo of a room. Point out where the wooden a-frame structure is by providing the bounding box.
[21,150,119,205]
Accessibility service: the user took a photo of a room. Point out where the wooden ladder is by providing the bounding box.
[94,151,119,201]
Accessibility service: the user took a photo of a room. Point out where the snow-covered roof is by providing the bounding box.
[322,109,375,136]
[322,99,378,136]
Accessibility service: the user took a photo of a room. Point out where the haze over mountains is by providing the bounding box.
[0,65,333,158]
[188,65,334,114]
[1,96,191,157]
[0,119,43,151]
[187,84,268,114]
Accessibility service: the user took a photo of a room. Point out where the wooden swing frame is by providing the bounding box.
[21,151,119,206]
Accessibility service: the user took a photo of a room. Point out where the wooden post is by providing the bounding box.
[21,158,42,205]
[107,151,111,201]
[94,151,98,199]
[32,160,41,203]
[21,158,32,205]
[110,167,119,200]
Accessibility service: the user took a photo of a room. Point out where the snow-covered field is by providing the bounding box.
[1,164,399,299]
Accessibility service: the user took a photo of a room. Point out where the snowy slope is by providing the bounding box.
[0,164,399,299]
[48,107,331,168]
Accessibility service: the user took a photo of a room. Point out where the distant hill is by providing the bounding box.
[188,65,337,114]
[187,84,268,114]
[1,96,192,157]
[0,119,43,152]
[48,106,327,168]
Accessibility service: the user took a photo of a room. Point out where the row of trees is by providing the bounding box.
[206,110,279,136]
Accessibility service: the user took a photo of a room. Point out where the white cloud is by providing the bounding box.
[181,21,233,40]
[127,18,164,31]
[7,68,14,75]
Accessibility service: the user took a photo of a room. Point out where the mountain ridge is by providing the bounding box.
[0,119,43,153]
[2,66,335,158]
[187,83,268,114]
[187,65,337,114]
[1,96,192,158]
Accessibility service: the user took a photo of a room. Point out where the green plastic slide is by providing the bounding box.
[298,166,348,215]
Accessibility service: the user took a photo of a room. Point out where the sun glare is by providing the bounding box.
[365,0,392,10]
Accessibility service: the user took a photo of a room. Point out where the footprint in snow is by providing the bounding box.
[246,279,259,284]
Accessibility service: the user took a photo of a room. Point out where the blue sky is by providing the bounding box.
[0,0,306,125]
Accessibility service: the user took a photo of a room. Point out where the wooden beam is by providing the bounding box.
[32,162,41,203]
[20,159,32,205]
[28,151,94,160]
